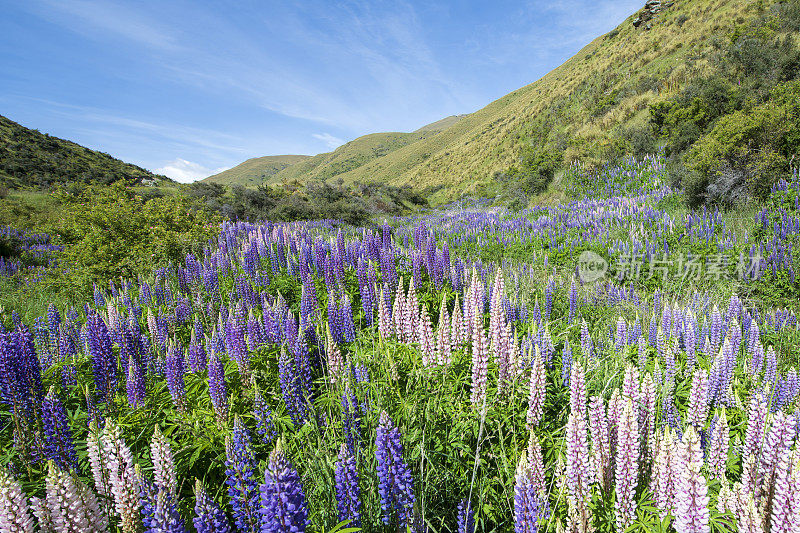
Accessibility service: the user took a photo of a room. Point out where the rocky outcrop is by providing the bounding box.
[633,1,675,30]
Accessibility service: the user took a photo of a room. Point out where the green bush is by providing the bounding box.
[51,183,220,293]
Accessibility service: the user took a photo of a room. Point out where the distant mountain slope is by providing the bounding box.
[211,115,467,188]
[326,0,762,201]
[0,115,169,188]
[203,155,311,186]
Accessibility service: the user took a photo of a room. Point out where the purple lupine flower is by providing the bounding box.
[710,306,722,356]
[561,341,573,387]
[0,468,35,532]
[126,357,146,409]
[253,389,277,447]
[41,386,79,470]
[764,346,777,387]
[208,351,228,424]
[188,330,207,374]
[342,385,362,455]
[334,443,362,528]
[259,445,309,533]
[85,312,116,405]
[165,343,186,411]
[615,398,639,531]
[139,475,187,533]
[194,479,232,533]
[615,317,626,353]
[673,427,710,533]
[375,411,416,528]
[457,498,475,533]
[568,278,577,324]
[278,346,305,427]
[225,417,260,533]
[225,309,251,387]
[514,450,546,533]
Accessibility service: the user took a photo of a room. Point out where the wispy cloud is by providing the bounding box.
[312,133,345,150]
[155,158,227,183]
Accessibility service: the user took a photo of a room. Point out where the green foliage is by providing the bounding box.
[51,183,220,293]
[0,115,171,189]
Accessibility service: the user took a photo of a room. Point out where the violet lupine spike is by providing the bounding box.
[514,450,547,533]
[706,409,729,479]
[224,417,260,533]
[138,471,187,533]
[0,468,35,533]
[85,312,116,405]
[45,461,109,533]
[615,316,626,353]
[193,479,232,533]
[615,398,639,532]
[259,445,309,533]
[686,369,709,427]
[334,443,362,529]
[580,320,593,360]
[207,350,228,425]
[253,389,277,447]
[673,427,710,533]
[375,411,416,528]
[165,343,186,411]
[150,426,177,497]
[568,278,577,324]
[102,421,141,533]
[561,341,572,387]
[457,498,475,533]
[527,346,545,429]
[41,386,79,471]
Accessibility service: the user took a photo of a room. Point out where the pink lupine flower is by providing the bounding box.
[686,369,709,427]
[404,279,419,343]
[651,427,680,520]
[489,269,506,358]
[0,468,35,533]
[150,426,176,497]
[639,373,656,462]
[526,432,546,498]
[734,489,764,533]
[587,395,611,492]
[392,277,405,340]
[377,286,392,339]
[101,421,140,533]
[621,365,639,405]
[615,398,639,531]
[569,361,587,417]
[451,294,464,347]
[759,412,796,500]
[526,346,545,429]
[768,448,795,533]
[607,388,624,458]
[565,409,593,532]
[29,496,54,533]
[45,462,109,533]
[470,303,489,406]
[418,307,435,367]
[325,327,345,383]
[740,453,759,496]
[743,390,768,459]
[435,295,451,367]
[87,423,113,514]
[495,318,512,393]
[707,409,729,479]
[673,427,710,533]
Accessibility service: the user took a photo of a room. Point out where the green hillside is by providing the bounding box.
[0,115,170,189]
[209,115,467,187]
[202,155,311,186]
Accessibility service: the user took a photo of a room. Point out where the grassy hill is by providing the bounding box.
[209,115,467,187]
[220,0,766,204]
[0,115,171,189]
[203,155,311,186]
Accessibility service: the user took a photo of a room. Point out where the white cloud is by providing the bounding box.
[154,158,228,183]
[312,133,345,150]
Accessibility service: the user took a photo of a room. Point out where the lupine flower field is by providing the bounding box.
[1,154,800,532]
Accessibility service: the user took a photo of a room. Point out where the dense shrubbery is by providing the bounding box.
[648,1,800,206]
[50,183,220,293]
[186,180,427,225]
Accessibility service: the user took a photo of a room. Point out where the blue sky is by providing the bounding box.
[0,0,642,182]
